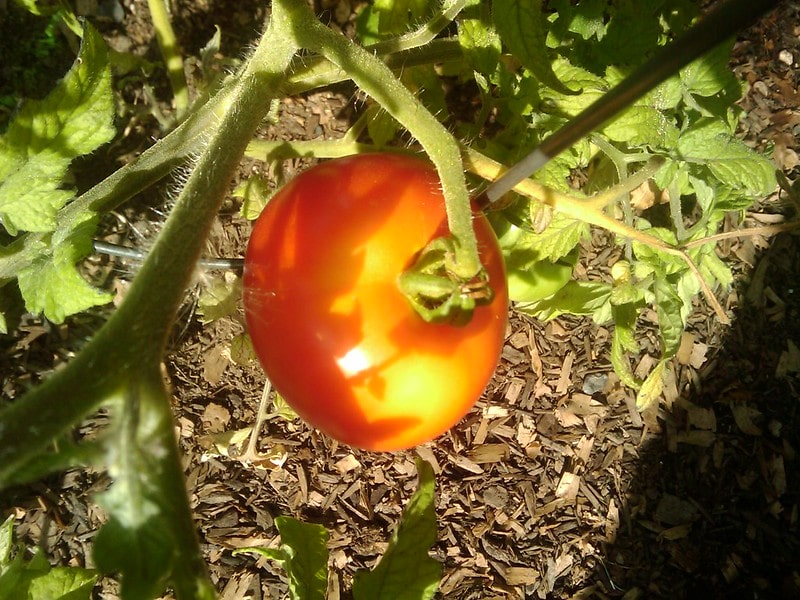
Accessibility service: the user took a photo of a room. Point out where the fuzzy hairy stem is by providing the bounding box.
[0,7,300,595]
[0,0,298,472]
[283,0,482,278]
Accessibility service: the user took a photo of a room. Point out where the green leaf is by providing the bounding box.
[353,459,440,600]
[697,246,733,290]
[457,12,502,77]
[0,515,13,566]
[17,214,112,323]
[234,176,271,220]
[275,517,329,600]
[372,0,432,36]
[636,359,667,410]
[602,103,679,149]
[229,333,256,366]
[517,280,613,323]
[196,274,242,324]
[654,275,684,358]
[549,0,607,41]
[235,517,329,600]
[677,118,776,197]
[28,567,97,600]
[523,211,589,262]
[366,106,400,148]
[680,40,739,98]
[12,0,61,16]
[610,303,640,390]
[492,0,577,95]
[631,226,686,277]
[539,58,606,115]
[0,23,114,234]
[92,379,211,600]
[355,4,384,45]
[0,514,96,600]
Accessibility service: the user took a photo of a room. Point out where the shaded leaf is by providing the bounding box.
[493,0,577,95]
[235,517,328,600]
[353,459,440,600]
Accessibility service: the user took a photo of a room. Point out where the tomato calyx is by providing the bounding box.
[397,236,495,326]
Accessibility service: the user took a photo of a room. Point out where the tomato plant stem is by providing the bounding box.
[146,0,189,119]
[282,0,483,279]
[465,148,730,324]
[0,4,301,595]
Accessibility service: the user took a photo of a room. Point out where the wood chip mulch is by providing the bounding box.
[1,2,799,599]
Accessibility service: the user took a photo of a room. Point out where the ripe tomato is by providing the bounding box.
[243,153,508,451]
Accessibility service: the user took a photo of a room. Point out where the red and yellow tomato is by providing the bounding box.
[243,153,507,451]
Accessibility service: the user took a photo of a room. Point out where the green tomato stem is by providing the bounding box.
[282,0,483,279]
[0,10,299,597]
[146,0,190,119]
[246,138,379,162]
[367,0,468,55]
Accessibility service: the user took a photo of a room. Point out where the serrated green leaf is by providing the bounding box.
[550,0,607,41]
[515,280,613,323]
[92,379,212,600]
[603,104,679,148]
[272,393,299,421]
[0,514,96,600]
[698,246,733,290]
[0,514,15,567]
[532,141,591,192]
[677,119,776,197]
[274,517,329,600]
[523,212,588,262]
[631,226,686,277]
[593,4,663,67]
[353,459,440,600]
[196,275,242,324]
[234,175,271,220]
[610,282,642,306]
[355,4,384,45]
[367,106,400,148]
[17,214,112,323]
[28,567,97,600]
[373,0,431,35]
[230,333,256,366]
[493,0,576,95]
[680,40,739,98]
[0,23,114,234]
[610,303,640,389]
[457,14,502,77]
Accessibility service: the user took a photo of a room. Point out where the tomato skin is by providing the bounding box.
[243,153,508,451]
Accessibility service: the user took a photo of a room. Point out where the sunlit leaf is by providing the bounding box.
[0,23,114,234]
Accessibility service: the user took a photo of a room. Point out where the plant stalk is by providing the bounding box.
[147,0,190,118]
[283,0,482,279]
